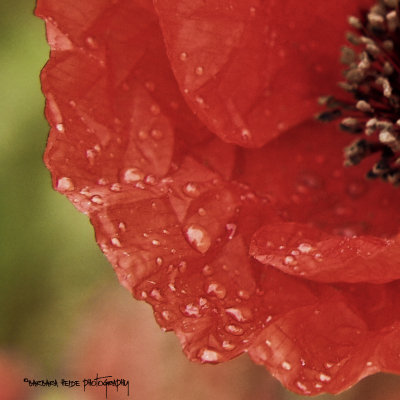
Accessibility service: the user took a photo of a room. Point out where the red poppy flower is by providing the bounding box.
[36,0,400,395]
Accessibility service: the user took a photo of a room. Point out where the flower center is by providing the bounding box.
[317,0,400,185]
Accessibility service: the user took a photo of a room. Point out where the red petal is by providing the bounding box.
[37,0,400,395]
[240,120,400,283]
[154,0,374,147]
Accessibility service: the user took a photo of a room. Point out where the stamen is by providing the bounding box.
[317,0,400,186]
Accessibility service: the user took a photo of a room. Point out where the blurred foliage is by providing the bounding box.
[0,0,112,374]
[2,1,400,400]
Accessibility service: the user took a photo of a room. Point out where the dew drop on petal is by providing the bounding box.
[199,348,221,363]
[179,52,188,61]
[195,66,204,76]
[110,183,122,192]
[241,128,252,140]
[222,341,236,350]
[151,129,163,140]
[182,182,200,197]
[197,207,206,216]
[178,261,187,273]
[123,167,145,183]
[319,373,331,382]
[152,239,160,246]
[202,264,213,276]
[57,177,74,191]
[206,282,227,299]
[56,123,65,133]
[281,361,292,370]
[296,381,309,393]
[298,243,314,254]
[91,195,103,205]
[284,255,297,266]
[150,104,160,115]
[226,307,252,322]
[184,303,200,317]
[111,237,121,247]
[184,224,212,253]
[150,289,162,301]
[226,223,237,240]
[156,257,163,266]
[237,289,250,300]
[138,130,148,140]
[161,310,172,320]
[224,324,244,336]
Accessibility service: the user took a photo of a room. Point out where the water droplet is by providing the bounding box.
[156,257,163,266]
[179,52,188,61]
[182,182,200,197]
[202,264,213,276]
[150,104,160,115]
[314,253,323,262]
[298,243,314,254]
[225,307,252,322]
[222,341,236,350]
[111,237,121,247]
[195,96,204,105]
[55,123,65,133]
[296,381,309,393]
[206,282,227,299]
[199,348,221,363]
[161,310,172,320]
[145,175,156,185]
[284,255,297,266]
[319,373,331,382]
[197,207,206,216]
[226,223,237,240]
[266,315,272,323]
[110,183,122,192]
[178,261,187,273]
[237,289,250,300]
[150,289,162,300]
[168,283,176,292]
[184,224,212,254]
[138,130,148,140]
[225,324,244,336]
[152,239,160,246]
[151,129,163,140]
[119,222,126,232]
[57,177,74,191]
[195,66,204,76]
[123,167,145,183]
[85,36,97,49]
[241,128,252,140]
[281,361,292,370]
[366,361,373,367]
[184,303,200,317]
[91,195,103,205]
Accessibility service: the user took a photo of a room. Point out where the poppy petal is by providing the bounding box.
[242,120,400,283]
[154,0,374,147]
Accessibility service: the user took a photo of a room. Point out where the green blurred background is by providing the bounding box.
[2,1,400,399]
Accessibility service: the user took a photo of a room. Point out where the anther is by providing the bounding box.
[317,0,400,186]
[348,16,363,29]
[356,100,374,113]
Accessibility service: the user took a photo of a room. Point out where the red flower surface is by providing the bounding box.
[36,0,400,395]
